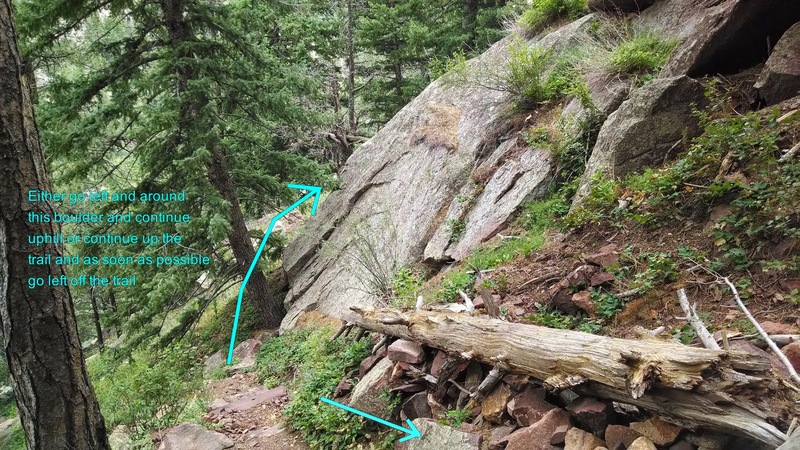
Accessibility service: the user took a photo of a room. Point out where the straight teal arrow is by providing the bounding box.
[320,397,423,442]
[226,184,322,364]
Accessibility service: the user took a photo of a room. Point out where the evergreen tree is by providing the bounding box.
[15,0,334,344]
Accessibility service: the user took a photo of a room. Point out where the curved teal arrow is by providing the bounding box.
[226,184,322,364]
[320,397,422,442]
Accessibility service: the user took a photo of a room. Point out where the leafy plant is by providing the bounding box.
[590,288,624,318]
[436,270,477,302]
[257,326,375,449]
[89,343,204,439]
[442,408,472,427]
[504,40,575,108]
[526,306,574,329]
[391,266,426,302]
[447,218,467,243]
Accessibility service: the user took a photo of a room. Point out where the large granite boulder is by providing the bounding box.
[281,15,598,330]
[589,0,655,13]
[636,0,800,76]
[755,21,800,105]
[574,76,706,203]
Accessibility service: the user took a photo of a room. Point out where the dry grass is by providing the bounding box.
[410,103,462,151]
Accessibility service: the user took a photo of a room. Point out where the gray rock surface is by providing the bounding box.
[203,351,225,376]
[637,0,800,77]
[755,22,800,105]
[349,357,394,417]
[395,419,482,450]
[157,423,234,450]
[588,0,655,13]
[281,15,597,330]
[574,76,706,204]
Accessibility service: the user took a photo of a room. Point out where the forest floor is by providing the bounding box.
[203,371,309,450]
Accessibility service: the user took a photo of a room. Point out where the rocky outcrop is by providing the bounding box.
[755,21,800,105]
[574,76,706,203]
[281,15,597,330]
[637,0,800,76]
[588,0,655,13]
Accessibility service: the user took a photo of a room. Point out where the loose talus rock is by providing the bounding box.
[348,307,797,447]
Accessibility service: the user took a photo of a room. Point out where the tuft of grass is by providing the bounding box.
[606,32,677,75]
[519,0,588,35]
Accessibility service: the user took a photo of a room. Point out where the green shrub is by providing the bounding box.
[504,41,574,108]
[0,420,25,450]
[606,32,677,75]
[519,0,587,34]
[89,343,204,439]
[256,327,376,449]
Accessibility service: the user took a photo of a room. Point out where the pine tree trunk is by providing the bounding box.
[206,144,284,327]
[90,287,105,351]
[346,0,357,133]
[160,0,284,327]
[0,2,110,448]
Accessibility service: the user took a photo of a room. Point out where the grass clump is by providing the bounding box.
[256,326,377,449]
[519,0,588,35]
[606,32,677,75]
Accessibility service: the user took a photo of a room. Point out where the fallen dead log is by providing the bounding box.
[348,307,796,447]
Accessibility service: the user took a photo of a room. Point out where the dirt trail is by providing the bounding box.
[204,372,309,450]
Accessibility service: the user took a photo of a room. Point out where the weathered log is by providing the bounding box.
[348,307,796,447]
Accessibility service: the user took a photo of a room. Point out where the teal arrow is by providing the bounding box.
[320,397,422,442]
[226,183,322,365]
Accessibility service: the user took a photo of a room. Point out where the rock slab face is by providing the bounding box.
[629,417,682,446]
[280,16,598,331]
[565,427,606,450]
[350,357,394,417]
[638,0,800,76]
[158,423,234,450]
[755,21,800,105]
[207,386,287,419]
[575,76,706,204]
[395,419,482,450]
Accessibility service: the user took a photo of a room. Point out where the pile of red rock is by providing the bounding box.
[333,337,769,450]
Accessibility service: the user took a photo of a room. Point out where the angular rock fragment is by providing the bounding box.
[387,340,425,364]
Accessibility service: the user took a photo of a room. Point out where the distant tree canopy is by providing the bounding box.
[12,0,519,352]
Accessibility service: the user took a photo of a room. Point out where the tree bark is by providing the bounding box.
[90,287,105,351]
[0,2,110,448]
[206,143,284,326]
[346,0,357,133]
[159,0,283,327]
[348,307,795,447]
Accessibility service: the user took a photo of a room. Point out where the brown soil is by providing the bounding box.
[204,372,309,450]
[479,218,799,346]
